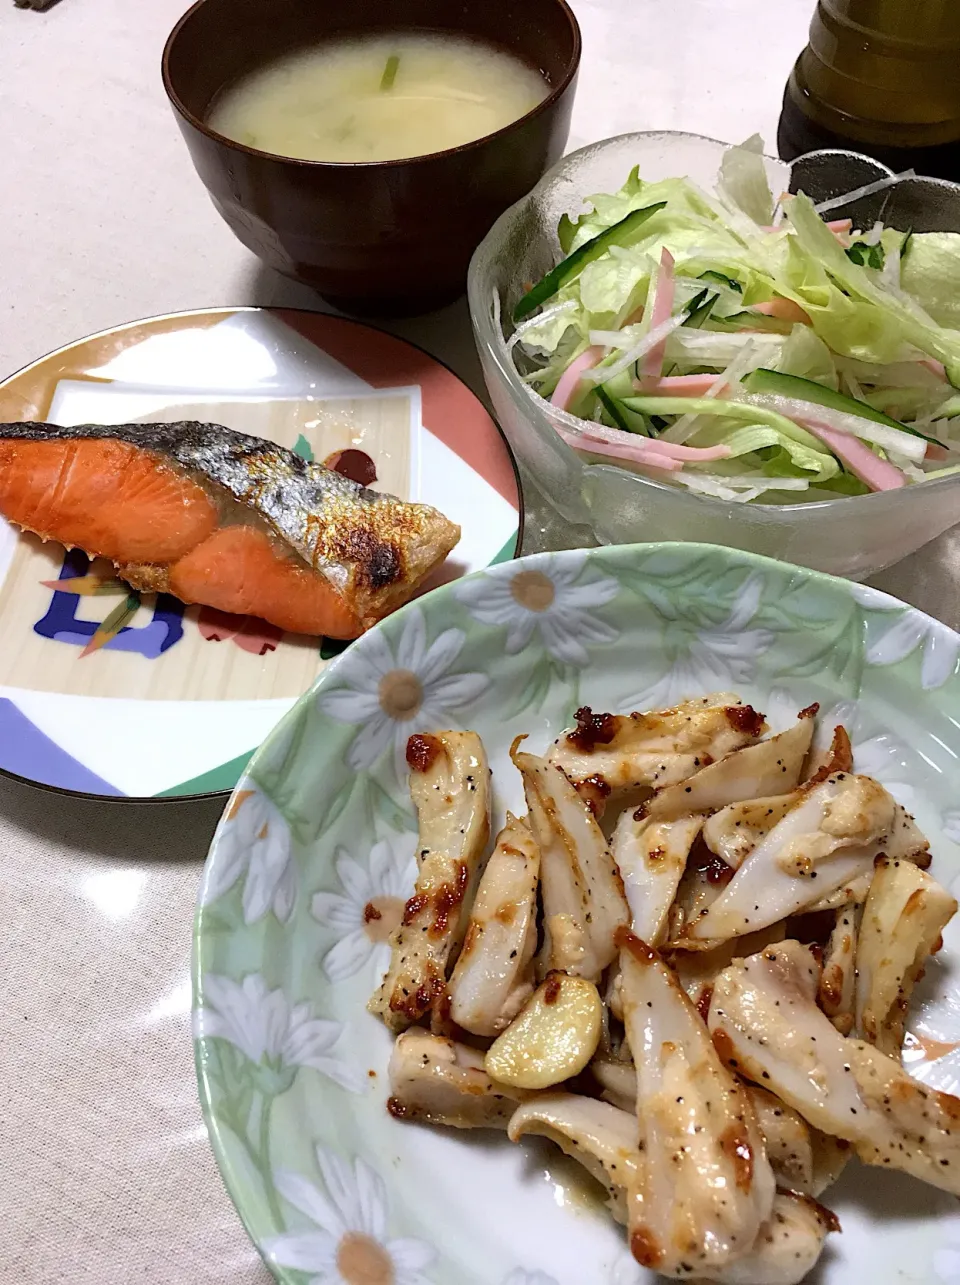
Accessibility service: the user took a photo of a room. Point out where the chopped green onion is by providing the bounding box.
[380,55,400,91]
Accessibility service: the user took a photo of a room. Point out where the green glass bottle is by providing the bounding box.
[778,0,960,180]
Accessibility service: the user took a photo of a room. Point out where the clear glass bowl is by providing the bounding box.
[468,130,960,579]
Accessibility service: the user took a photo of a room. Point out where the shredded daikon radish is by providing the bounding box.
[844,371,866,403]
[812,170,915,215]
[743,393,926,463]
[589,326,645,348]
[658,340,760,444]
[581,312,689,385]
[508,298,578,351]
[665,331,783,365]
[882,247,902,293]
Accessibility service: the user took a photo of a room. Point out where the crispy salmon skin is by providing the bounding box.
[0,420,461,638]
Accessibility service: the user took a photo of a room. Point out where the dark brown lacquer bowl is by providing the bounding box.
[162,0,581,316]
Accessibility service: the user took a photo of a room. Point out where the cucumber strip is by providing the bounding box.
[513,202,667,321]
[699,270,742,293]
[744,367,939,446]
[683,289,718,329]
[597,385,643,434]
[622,396,825,452]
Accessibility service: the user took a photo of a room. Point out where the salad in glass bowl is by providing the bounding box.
[507,136,960,505]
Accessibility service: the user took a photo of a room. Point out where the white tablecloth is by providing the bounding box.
[0,2,823,1280]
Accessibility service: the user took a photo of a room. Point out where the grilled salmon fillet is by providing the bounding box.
[0,420,461,638]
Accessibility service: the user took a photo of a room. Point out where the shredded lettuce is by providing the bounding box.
[559,170,722,253]
[622,396,826,452]
[899,232,960,330]
[717,134,774,226]
[775,324,838,388]
[508,143,960,502]
[784,195,960,376]
[688,422,839,482]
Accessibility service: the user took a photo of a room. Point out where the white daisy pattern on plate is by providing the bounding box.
[318,605,487,779]
[625,570,775,709]
[501,1271,560,1285]
[195,973,363,1094]
[853,585,960,690]
[454,550,619,666]
[311,837,416,982]
[263,1145,436,1285]
[200,784,296,924]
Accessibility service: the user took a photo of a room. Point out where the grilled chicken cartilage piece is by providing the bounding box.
[589,1056,638,1115]
[371,696,959,1281]
[743,1084,815,1193]
[708,941,960,1197]
[612,812,703,945]
[665,845,742,947]
[739,1085,850,1197]
[681,773,929,947]
[695,1191,838,1285]
[804,722,854,782]
[618,929,776,1277]
[387,1030,530,1129]
[854,856,956,1056]
[512,741,628,980]
[671,924,789,1014]
[448,812,540,1037]
[819,904,862,1036]
[507,1094,644,1225]
[799,796,933,915]
[369,732,490,1031]
[591,1058,842,1201]
[639,714,816,822]
[702,794,801,871]
[547,693,767,812]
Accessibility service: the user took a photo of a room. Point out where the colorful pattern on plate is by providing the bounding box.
[195,542,960,1285]
[0,308,520,799]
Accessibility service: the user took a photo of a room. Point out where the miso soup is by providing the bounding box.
[208,32,549,163]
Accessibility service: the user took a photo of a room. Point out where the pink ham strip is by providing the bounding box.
[550,346,604,411]
[638,373,726,396]
[801,420,906,491]
[920,357,947,380]
[556,417,732,464]
[637,248,676,387]
[639,440,731,462]
[926,441,950,462]
[751,299,812,324]
[556,426,681,470]
[557,416,730,460]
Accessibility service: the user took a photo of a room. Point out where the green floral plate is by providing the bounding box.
[193,542,960,1285]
